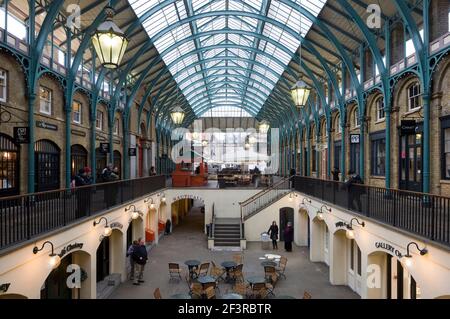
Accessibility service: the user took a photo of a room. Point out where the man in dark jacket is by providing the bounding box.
[284,222,294,252]
[132,238,148,285]
[345,171,364,212]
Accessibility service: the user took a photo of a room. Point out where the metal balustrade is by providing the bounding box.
[294,176,450,247]
[0,175,166,251]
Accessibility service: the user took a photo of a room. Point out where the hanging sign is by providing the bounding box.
[400,120,417,135]
[13,127,30,144]
[99,143,110,154]
[350,134,360,144]
[129,148,137,156]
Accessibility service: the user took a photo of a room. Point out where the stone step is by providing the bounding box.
[96,273,121,299]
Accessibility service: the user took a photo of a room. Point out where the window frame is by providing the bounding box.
[39,86,52,115]
[370,131,386,176]
[0,68,7,102]
[407,82,421,112]
[441,116,450,180]
[72,100,82,124]
[96,110,104,131]
[376,97,385,121]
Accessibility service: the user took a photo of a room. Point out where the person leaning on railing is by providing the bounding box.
[345,171,364,212]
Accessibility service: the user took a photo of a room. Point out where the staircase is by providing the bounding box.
[213,218,241,248]
[240,177,291,221]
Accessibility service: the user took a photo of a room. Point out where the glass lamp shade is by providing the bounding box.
[49,254,61,269]
[91,7,128,69]
[131,211,140,220]
[291,79,311,108]
[258,121,270,134]
[317,212,324,221]
[104,226,112,237]
[346,229,355,240]
[202,140,208,147]
[170,107,185,125]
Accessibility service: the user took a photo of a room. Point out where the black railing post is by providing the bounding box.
[26,196,31,240]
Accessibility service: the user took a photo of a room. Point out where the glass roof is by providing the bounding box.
[128,0,327,117]
[200,106,253,118]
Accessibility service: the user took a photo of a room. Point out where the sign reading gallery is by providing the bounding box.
[375,242,403,258]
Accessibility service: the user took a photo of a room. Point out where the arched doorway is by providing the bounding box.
[297,207,310,247]
[279,207,294,242]
[71,144,88,177]
[95,147,107,181]
[367,251,421,299]
[35,140,60,192]
[41,250,91,299]
[113,150,121,179]
[0,133,19,197]
[96,229,125,284]
[310,217,329,263]
[96,236,110,282]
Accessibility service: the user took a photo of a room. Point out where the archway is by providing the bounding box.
[35,139,60,191]
[0,133,19,197]
[310,217,329,264]
[330,229,362,296]
[297,207,309,247]
[40,250,91,299]
[367,251,421,299]
[170,197,205,233]
[71,144,88,178]
[279,207,294,242]
[96,228,125,290]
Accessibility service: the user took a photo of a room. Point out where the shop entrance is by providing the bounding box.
[279,207,294,242]
[96,237,110,282]
[40,254,72,299]
[0,133,19,197]
[399,124,423,192]
[35,140,60,192]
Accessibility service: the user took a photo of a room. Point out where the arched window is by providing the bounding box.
[35,140,60,191]
[354,107,360,128]
[408,82,421,111]
[0,133,19,197]
[71,145,88,177]
[376,97,385,121]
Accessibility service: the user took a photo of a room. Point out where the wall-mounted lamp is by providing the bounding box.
[301,197,312,205]
[144,197,155,209]
[289,193,298,202]
[317,205,331,221]
[160,193,166,203]
[402,242,428,267]
[33,241,61,269]
[93,217,112,237]
[345,218,365,240]
[125,205,143,220]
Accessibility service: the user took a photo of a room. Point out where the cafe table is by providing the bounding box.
[171,293,192,299]
[221,261,237,283]
[275,295,296,299]
[261,261,278,267]
[185,260,201,279]
[246,276,266,288]
[222,293,244,299]
[197,275,216,288]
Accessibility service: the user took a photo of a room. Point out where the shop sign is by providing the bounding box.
[71,129,86,137]
[58,243,84,257]
[375,242,403,258]
[400,120,417,135]
[173,195,204,204]
[13,127,29,144]
[110,222,123,230]
[350,134,360,144]
[99,143,110,154]
[129,148,137,156]
[0,283,10,293]
[36,121,58,131]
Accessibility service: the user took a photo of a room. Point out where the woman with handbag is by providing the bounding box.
[268,221,279,250]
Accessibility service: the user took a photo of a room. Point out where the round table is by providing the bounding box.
[197,275,216,286]
[222,293,244,299]
[247,276,266,286]
[185,260,201,279]
[171,293,192,299]
[261,261,277,267]
[275,295,296,299]
[221,261,237,282]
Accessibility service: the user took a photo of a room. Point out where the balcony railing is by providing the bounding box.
[0,175,166,252]
[294,176,450,247]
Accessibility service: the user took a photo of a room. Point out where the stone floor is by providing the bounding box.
[109,206,359,299]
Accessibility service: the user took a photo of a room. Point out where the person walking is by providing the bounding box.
[149,166,157,176]
[267,221,279,250]
[345,170,364,212]
[331,166,340,181]
[127,240,139,281]
[284,222,294,252]
[165,219,172,235]
[132,238,148,285]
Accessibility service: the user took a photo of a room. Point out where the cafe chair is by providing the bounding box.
[276,256,288,280]
[303,291,312,299]
[189,281,204,299]
[153,288,162,299]
[232,254,243,265]
[197,262,210,277]
[168,263,183,282]
[251,283,268,299]
[229,264,244,282]
[205,286,216,299]
[233,282,250,298]
[210,261,226,282]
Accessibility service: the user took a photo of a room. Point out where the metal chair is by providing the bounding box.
[251,283,268,299]
[232,254,243,264]
[276,256,288,279]
[205,286,216,299]
[197,262,210,277]
[229,264,244,282]
[303,291,312,299]
[153,288,162,299]
[168,263,182,282]
[233,282,250,298]
[210,261,226,282]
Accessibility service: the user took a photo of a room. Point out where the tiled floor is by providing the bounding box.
[109,206,359,299]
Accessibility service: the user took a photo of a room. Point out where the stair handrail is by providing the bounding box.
[239,176,292,207]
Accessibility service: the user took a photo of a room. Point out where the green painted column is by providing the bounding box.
[123,116,130,180]
[90,117,97,184]
[306,128,311,176]
[384,20,392,189]
[327,124,332,179]
[65,105,72,188]
[27,93,36,193]
[340,113,346,181]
